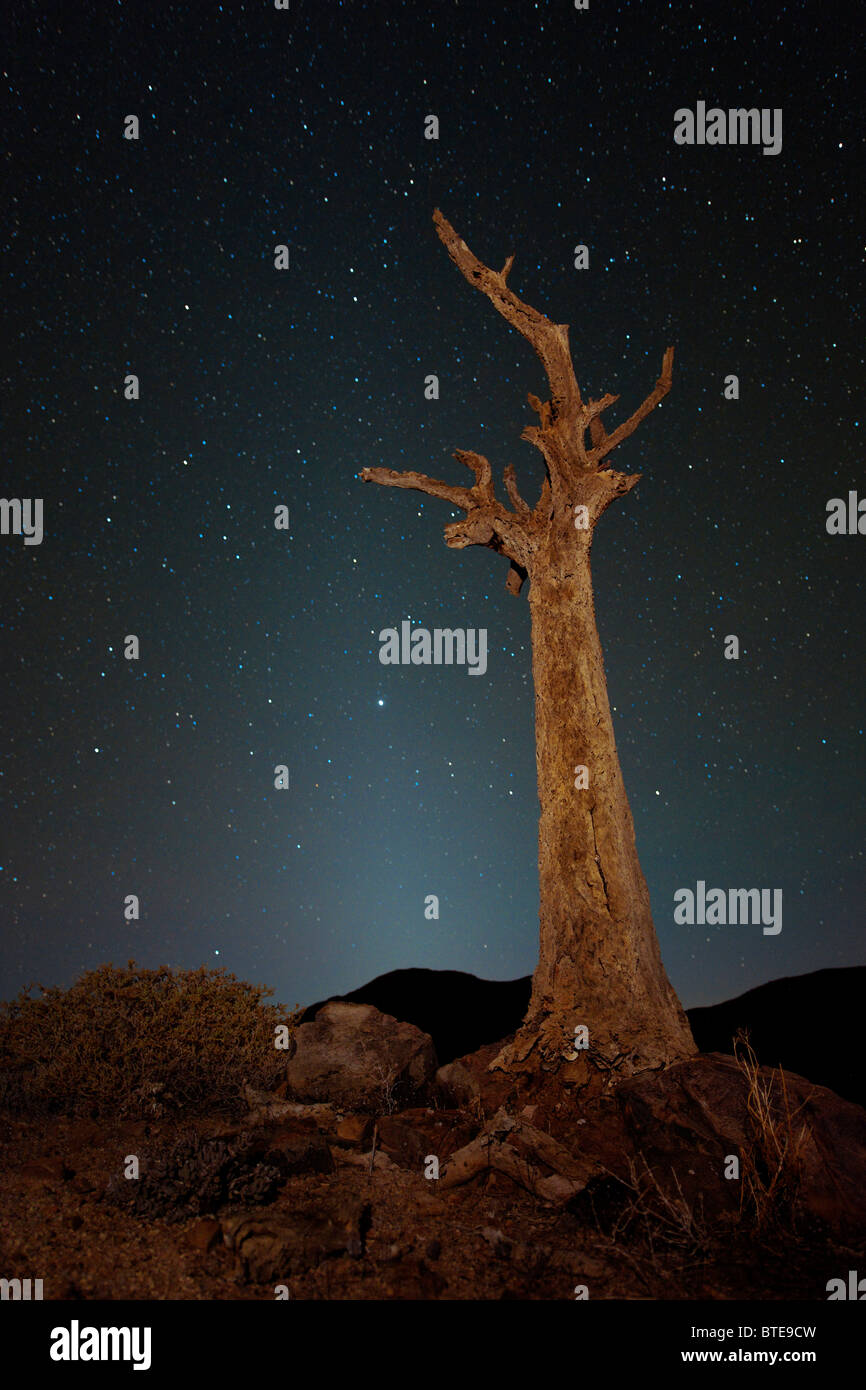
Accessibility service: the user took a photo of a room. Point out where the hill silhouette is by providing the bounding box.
[302,964,865,1108]
[302,968,531,1072]
[687,965,865,1109]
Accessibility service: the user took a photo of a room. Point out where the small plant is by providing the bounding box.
[590,1156,710,1263]
[105,1129,288,1220]
[357,1040,400,1115]
[0,961,303,1118]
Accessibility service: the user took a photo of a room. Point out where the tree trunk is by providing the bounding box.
[363,210,696,1081]
[499,512,695,1074]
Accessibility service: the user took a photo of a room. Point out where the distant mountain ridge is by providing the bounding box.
[686,966,865,1109]
[302,968,531,1076]
[302,964,865,1109]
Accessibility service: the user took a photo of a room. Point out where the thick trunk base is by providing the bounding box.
[489,1003,695,1080]
[492,544,696,1081]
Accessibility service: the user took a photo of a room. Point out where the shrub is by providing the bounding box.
[0,960,301,1118]
[105,1129,287,1220]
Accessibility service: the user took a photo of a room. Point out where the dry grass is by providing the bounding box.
[591,1156,710,1266]
[356,1039,401,1114]
[733,1029,812,1233]
[0,960,302,1119]
[582,1032,816,1274]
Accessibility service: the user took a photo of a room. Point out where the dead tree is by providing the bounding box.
[361,211,695,1078]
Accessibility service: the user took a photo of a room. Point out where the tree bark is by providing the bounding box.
[495,507,695,1073]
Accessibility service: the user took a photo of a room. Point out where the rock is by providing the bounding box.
[338,1149,397,1172]
[187,1218,222,1254]
[616,1053,866,1236]
[435,1060,483,1106]
[335,1114,374,1147]
[283,1002,437,1112]
[222,1198,369,1283]
[251,1126,334,1177]
[434,1041,512,1111]
[377,1114,426,1167]
[234,1100,338,1133]
[377,1109,479,1171]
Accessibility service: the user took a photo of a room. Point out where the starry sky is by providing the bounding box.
[1,0,862,1015]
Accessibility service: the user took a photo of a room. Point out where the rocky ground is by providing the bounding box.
[0,1104,851,1302]
[1,1001,863,1301]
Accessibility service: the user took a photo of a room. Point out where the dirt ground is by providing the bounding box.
[0,1104,849,1302]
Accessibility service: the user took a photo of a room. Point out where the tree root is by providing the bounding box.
[440,1107,599,1203]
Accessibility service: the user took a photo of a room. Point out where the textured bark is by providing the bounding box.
[509,514,695,1072]
[439,1108,599,1201]
[361,210,696,1079]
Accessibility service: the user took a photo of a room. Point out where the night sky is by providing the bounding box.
[1,0,862,1016]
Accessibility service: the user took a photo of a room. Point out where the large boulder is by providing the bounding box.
[283,1002,438,1112]
[434,1040,515,1112]
[614,1053,866,1236]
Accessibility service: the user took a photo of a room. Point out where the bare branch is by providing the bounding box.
[583,392,620,423]
[534,474,552,519]
[588,347,674,465]
[359,466,473,509]
[600,469,643,502]
[433,209,583,424]
[527,392,553,429]
[361,455,533,589]
[444,514,495,549]
[362,216,675,598]
[439,1108,598,1201]
[503,463,530,513]
[453,448,495,502]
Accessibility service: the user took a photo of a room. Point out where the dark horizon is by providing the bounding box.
[299,958,866,1028]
